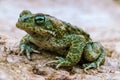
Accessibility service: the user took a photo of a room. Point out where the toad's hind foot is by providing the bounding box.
[82,62,97,73]
[82,42,105,73]
[83,51,105,73]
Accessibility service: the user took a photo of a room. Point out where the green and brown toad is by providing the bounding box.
[16,10,105,72]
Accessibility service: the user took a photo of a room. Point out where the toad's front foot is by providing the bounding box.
[47,57,72,69]
[19,43,40,60]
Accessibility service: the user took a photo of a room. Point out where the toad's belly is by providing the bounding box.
[30,37,68,56]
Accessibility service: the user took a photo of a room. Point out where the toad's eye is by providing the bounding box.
[34,15,45,25]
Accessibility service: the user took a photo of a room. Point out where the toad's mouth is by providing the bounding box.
[16,21,55,37]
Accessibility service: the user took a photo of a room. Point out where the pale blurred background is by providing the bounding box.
[0,0,120,41]
[0,0,120,79]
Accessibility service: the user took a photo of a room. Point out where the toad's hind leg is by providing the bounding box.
[50,35,86,68]
[82,42,105,72]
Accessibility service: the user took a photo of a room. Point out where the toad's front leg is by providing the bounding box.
[19,34,40,60]
[51,35,86,68]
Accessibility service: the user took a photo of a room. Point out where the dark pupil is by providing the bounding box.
[35,16,45,25]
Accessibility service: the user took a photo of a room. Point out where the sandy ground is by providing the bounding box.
[0,0,120,80]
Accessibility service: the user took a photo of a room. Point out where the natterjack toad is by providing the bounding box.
[16,10,105,72]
